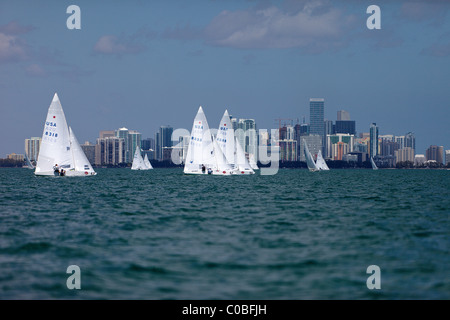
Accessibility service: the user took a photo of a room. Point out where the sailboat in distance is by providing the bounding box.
[131,147,150,170]
[34,93,96,176]
[303,139,319,172]
[315,150,330,171]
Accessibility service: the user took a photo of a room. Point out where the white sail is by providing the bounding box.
[184,106,216,174]
[143,154,153,169]
[69,126,97,176]
[131,147,148,170]
[370,157,378,170]
[216,110,236,169]
[35,93,95,176]
[303,139,319,172]
[234,137,254,174]
[249,153,259,170]
[212,138,233,175]
[316,150,330,171]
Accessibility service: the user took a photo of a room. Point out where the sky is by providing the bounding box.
[0,0,449,157]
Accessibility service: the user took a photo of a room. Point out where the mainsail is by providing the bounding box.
[315,150,330,171]
[35,93,96,176]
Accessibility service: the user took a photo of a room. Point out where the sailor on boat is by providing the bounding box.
[207,168,213,175]
[202,164,206,174]
[53,164,60,175]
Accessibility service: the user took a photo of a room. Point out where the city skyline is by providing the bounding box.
[1,0,449,156]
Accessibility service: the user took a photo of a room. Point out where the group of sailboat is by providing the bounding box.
[184,107,258,175]
[34,93,96,177]
[131,147,153,170]
[303,139,330,172]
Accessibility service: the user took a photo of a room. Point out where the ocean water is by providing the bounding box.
[0,168,449,300]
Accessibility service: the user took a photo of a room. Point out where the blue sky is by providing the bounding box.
[0,0,449,156]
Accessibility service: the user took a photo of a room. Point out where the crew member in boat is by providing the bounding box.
[202,164,206,174]
[207,167,212,175]
[60,169,65,176]
[53,164,60,174]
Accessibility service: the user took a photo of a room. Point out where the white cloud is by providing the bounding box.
[202,2,356,50]
[0,32,27,63]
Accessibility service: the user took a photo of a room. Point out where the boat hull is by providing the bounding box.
[34,170,97,176]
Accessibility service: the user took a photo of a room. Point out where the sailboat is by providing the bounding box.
[34,93,96,176]
[303,139,319,172]
[315,150,330,171]
[143,154,153,169]
[184,106,232,175]
[216,110,254,175]
[370,157,378,170]
[131,147,150,170]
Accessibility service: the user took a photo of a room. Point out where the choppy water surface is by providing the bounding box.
[0,168,449,299]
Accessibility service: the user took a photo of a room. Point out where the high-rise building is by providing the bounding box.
[25,137,41,162]
[369,123,379,157]
[395,147,415,164]
[279,140,297,162]
[326,134,355,160]
[335,121,356,135]
[95,136,125,165]
[337,110,350,121]
[426,145,444,164]
[116,127,130,162]
[380,136,399,156]
[445,150,450,166]
[156,126,173,161]
[309,98,324,137]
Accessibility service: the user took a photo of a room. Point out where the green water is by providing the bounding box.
[0,168,449,299]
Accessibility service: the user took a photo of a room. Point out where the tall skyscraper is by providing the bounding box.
[369,123,379,157]
[25,137,41,161]
[156,126,173,161]
[337,110,350,121]
[445,150,450,166]
[116,127,130,162]
[309,98,324,136]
